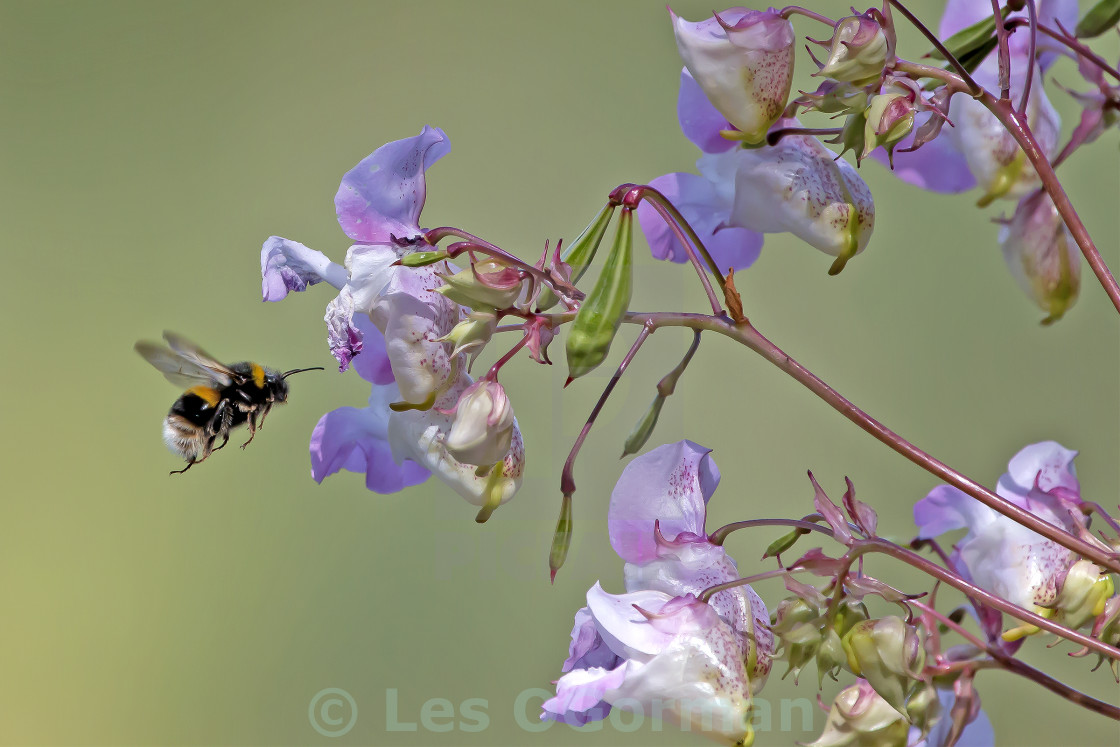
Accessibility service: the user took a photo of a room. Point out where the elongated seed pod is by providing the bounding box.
[564,209,633,381]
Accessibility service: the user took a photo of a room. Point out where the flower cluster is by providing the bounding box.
[261,127,525,514]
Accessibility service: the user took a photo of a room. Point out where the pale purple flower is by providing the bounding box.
[542,584,755,743]
[261,126,525,507]
[999,190,1080,323]
[914,441,1085,611]
[671,7,795,144]
[939,0,1079,76]
[608,441,773,690]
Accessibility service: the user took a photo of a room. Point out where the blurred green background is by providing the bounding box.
[1,0,1116,744]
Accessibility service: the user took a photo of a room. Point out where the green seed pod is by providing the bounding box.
[621,394,666,458]
[537,203,615,311]
[564,209,633,381]
[549,492,573,582]
[399,249,450,267]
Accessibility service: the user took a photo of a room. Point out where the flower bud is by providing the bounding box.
[771,597,822,682]
[842,617,925,715]
[444,380,515,466]
[999,191,1081,324]
[798,80,869,115]
[565,209,634,381]
[905,682,942,738]
[861,85,917,163]
[816,11,894,86]
[807,680,910,747]
[671,7,796,144]
[437,258,524,310]
[1051,559,1114,630]
[621,393,666,458]
[438,311,497,368]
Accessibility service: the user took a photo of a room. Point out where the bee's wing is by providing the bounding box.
[134,341,231,388]
[161,331,239,384]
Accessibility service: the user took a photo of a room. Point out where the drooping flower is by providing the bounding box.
[914,441,1110,631]
[542,584,756,745]
[999,190,1081,324]
[638,71,875,275]
[441,380,515,467]
[671,6,796,145]
[260,126,525,509]
[608,441,774,691]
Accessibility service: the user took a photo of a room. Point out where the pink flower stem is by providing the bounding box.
[425,228,581,300]
[887,0,981,94]
[1080,502,1120,538]
[989,0,1013,99]
[977,92,1120,315]
[705,517,1120,662]
[554,323,654,574]
[1019,0,1038,114]
[779,5,837,26]
[623,311,1120,574]
[484,332,531,381]
[610,184,726,315]
[913,599,1120,719]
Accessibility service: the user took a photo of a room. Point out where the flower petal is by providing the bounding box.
[564,606,624,673]
[541,662,630,725]
[324,287,363,373]
[309,384,430,493]
[869,117,976,193]
[261,236,347,301]
[349,313,395,385]
[608,441,720,564]
[585,583,678,659]
[1002,440,1079,496]
[913,484,993,538]
[677,68,737,154]
[637,170,762,272]
[334,125,451,244]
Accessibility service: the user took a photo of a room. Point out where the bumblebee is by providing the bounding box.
[135,332,322,474]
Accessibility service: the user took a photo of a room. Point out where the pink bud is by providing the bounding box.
[999,191,1081,324]
[444,380,516,466]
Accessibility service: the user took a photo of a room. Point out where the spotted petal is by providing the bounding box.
[261,236,347,301]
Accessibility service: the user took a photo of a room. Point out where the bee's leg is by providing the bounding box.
[170,460,196,476]
[211,432,230,452]
[256,401,274,430]
[240,411,259,449]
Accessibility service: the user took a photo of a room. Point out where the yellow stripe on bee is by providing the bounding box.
[250,362,265,388]
[185,385,221,407]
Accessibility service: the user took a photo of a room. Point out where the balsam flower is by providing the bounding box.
[914,441,1102,623]
[671,6,795,145]
[442,380,515,467]
[542,585,756,745]
[999,190,1081,323]
[608,441,774,691]
[639,72,875,275]
[261,126,524,509]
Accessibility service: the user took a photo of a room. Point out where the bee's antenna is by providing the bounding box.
[281,367,325,378]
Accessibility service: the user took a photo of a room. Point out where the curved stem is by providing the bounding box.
[887,0,981,95]
[779,5,836,26]
[914,601,1120,720]
[989,0,1012,99]
[705,515,1120,661]
[978,93,1120,315]
[622,311,1120,574]
[1018,0,1038,114]
[1005,18,1120,82]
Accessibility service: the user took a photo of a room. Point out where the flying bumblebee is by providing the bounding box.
[135,332,322,474]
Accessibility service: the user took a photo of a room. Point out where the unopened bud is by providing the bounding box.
[861,86,917,163]
[816,11,894,86]
[672,6,796,144]
[439,311,498,368]
[444,380,515,466]
[1051,560,1114,630]
[549,492,573,582]
[771,597,822,682]
[399,249,449,267]
[905,682,942,737]
[798,80,870,114]
[438,258,524,310]
[842,617,925,715]
[807,680,910,747]
[999,190,1081,324]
